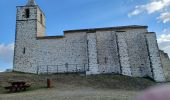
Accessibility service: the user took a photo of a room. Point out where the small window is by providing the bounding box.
[25,9,30,18]
[23,47,26,54]
[40,13,43,24]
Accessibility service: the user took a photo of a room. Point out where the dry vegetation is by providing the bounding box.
[0,72,156,100]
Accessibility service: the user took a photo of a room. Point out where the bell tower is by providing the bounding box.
[27,0,36,5]
[13,0,46,73]
[16,0,46,37]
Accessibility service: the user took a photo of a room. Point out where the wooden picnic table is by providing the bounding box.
[4,81,31,92]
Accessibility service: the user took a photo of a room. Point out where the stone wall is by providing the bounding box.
[96,31,121,74]
[160,50,170,80]
[117,31,132,76]
[86,33,99,75]
[116,29,152,77]
[145,33,166,82]
[122,30,151,77]
[36,32,88,74]
[16,6,37,21]
[14,20,37,73]
[37,7,46,37]
[14,5,45,74]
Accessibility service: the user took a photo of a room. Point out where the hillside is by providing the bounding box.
[0,72,156,94]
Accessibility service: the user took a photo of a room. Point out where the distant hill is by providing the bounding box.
[4,69,13,72]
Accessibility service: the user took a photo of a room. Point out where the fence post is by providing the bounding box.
[76,64,78,73]
[65,63,68,73]
[47,79,51,88]
[47,66,49,74]
[37,66,39,75]
[57,65,58,74]
[84,64,86,72]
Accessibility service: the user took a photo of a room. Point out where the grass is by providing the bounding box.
[0,72,156,93]
[0,72,158,100]
[0,86,5,94]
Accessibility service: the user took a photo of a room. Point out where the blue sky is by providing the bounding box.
[0,0,170,72]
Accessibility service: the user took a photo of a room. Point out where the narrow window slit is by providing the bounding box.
[23,47,26,54]
[25,9,30,18]
[40,13,43,24]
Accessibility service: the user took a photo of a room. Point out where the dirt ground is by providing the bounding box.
[0,72,156,100]
[0,88,138,100]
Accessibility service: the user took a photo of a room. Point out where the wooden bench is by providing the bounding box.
[4,81,31,92]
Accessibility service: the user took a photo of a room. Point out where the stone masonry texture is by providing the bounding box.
[13,1,168,82]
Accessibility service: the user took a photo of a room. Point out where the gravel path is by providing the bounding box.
[0,88,138,100]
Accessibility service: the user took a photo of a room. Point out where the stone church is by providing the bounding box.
[14,0,169,82]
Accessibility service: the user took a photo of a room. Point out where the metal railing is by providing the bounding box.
[36,64,88,74]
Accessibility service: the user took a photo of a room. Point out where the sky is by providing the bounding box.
[0,0,170,72]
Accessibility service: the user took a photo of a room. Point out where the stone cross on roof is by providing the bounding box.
[26,0,36,6]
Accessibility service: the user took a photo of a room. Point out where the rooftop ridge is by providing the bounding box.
[64,25,148,33]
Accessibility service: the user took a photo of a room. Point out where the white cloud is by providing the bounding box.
[0,43,14,64]
[158,34,170,57]
[128,0,170,23]
[0,69,4,72]
[157,12,170,23]
[158,34,170,42]
[128,6,143,17]
[162,28,170,33]
[146,0,170,13]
